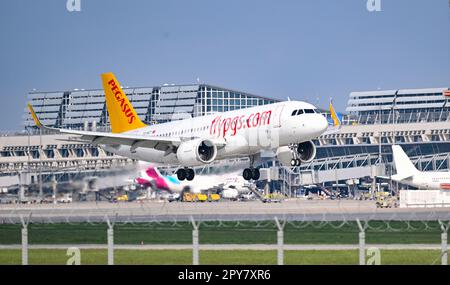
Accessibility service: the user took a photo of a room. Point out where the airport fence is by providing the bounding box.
[0,207,449,265]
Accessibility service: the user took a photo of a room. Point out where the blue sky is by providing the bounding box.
[0,0,449,130]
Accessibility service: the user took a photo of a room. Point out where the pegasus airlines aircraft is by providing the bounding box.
[28,73,339,181]
[391,145,450,190]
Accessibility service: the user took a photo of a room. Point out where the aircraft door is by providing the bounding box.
[272,104,284,128]
[268,104,285,147]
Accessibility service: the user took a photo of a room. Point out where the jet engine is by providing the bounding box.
[296,140,316,163]
[176,139,217,166]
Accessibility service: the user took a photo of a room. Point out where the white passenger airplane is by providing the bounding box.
[391,145,450,190]
[28,73,337,181]
[133,165,249,195]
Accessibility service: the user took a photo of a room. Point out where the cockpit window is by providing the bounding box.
[293,109,317,115]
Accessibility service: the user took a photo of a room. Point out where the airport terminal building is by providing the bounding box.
[346,87,450,125]
[319,87,450,156]
[24,84,278,131]
[1,83,450,199]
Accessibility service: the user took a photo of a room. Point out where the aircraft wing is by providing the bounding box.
[28,103,227,151]
[58,128,181,150]
[391,174,413,182]
[28,103,181,151]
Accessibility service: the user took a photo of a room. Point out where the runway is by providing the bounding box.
[1,200,449,223]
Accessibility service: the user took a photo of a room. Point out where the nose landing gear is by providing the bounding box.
[290,158,301,167]
[289,143,301,167]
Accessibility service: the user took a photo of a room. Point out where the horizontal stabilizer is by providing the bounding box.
[391,174,413,182]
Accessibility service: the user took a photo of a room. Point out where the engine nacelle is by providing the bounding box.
[176,139,217,166]
[276,140,317,166]
[276,146,293,167]
[296,140,316,163]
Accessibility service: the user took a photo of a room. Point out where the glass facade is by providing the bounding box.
[345,88,450,125]
[196,86,274,116]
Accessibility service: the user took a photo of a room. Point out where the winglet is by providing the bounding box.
[329,98,341,127]
[27,103,42,128]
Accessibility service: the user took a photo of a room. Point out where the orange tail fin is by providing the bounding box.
[101,72,146,133]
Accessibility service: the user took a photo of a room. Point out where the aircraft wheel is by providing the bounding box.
[251,168,260,180]
[295,159,301,166]
[186,168,195,181]
[243,168,253,181]
[176,169,186,181]
[290,159,297,167]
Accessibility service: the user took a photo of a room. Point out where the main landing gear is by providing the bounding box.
[176,168,195,181]
[243,167,260,181]
[243,155,260,181]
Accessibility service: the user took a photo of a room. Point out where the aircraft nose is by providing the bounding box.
[318,115,328,133]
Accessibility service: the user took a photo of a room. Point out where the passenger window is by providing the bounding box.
[292,110,297,116]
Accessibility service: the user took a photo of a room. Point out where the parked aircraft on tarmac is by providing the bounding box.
[134,165,251,196]
[390,145,450,190]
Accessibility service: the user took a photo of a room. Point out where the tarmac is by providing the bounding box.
[0,199,449,223]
